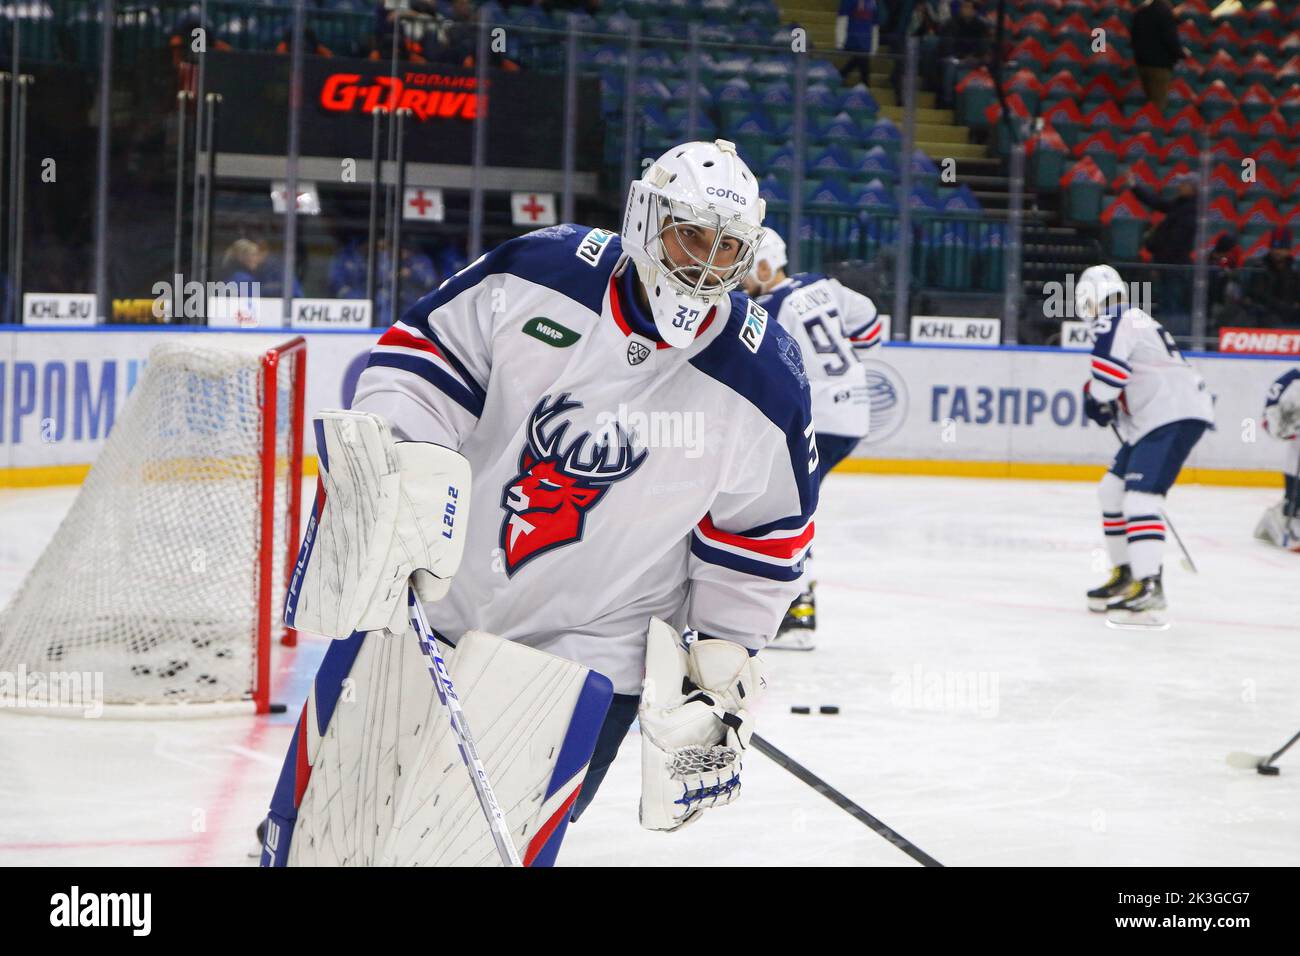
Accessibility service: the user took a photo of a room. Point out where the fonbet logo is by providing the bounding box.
[856,358,909,445]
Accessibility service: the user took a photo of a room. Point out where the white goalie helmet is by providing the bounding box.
[620,139,766,348]
[1075,264,1128,324]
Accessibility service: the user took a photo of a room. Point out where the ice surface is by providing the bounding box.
[1,473,1296,866]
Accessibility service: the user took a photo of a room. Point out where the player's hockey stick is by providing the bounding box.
[1227,725,1300,777]
[751,733,943,867]
[1108,422,1197,573]
[407,585,522,867]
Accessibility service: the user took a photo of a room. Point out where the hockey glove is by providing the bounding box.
[639,620,765,832]
[1083,381,1117,427]
[284,410,471,639]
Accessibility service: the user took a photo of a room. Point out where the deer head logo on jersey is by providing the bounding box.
[499,394,648,576]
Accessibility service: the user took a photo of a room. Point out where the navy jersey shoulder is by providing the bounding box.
[691,291,818,528]
[398,223,620,328]
[1266,367,1300,408]
[1089,302,1132,358]
[692,290,813,434]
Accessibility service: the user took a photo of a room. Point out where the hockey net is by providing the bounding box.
[0,337,306,716]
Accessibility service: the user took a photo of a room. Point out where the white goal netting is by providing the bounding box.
[0,339,304,714]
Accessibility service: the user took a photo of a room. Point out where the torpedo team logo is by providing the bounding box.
[499,394,648,575]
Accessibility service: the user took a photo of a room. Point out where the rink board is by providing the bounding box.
[0,328,1292,486]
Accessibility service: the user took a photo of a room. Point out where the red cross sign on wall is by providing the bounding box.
[511,192,557,227]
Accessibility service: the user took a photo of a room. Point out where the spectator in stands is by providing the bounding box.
[276,28,333,58]
[1126,170,1197,266]
[370,0,437,62]
[939,1,989,63]
[1130,0,1186,113]
[1246,229,1300,328]
[1126,170,1197,330]
[328,239,439,322]
[220,238,302,298]
[899,0,952,101]
[836,0,878,86]
[1208,232,1247,328]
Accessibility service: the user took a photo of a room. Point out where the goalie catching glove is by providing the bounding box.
[639,619,765,831]
[284,410,471,639]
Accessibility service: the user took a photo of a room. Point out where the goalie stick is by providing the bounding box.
[1109,423,1197,573]
[751,733,943,867]
[407,585,522,867]
[1227,725,1300,777]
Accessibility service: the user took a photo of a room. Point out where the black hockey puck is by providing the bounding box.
[269,703,288,715]
[790,706,810,715]
[1257,764,1281,776]
[819,705,840,715]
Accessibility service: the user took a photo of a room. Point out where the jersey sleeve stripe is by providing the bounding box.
[364,352,486,418]
[1092,357,1131,379]
[695,514,815,559]
[387,320,488,403]
[689,536,807,582]
[849,322,882,347]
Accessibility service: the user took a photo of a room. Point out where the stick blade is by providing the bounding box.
[1226,751,1265,769]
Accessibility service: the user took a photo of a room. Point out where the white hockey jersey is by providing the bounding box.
[1088,305,1214,444]
[1264,368,1300,440]
[756,273,882,438]
[351,224,818,694]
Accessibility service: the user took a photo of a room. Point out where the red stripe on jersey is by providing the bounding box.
[1092,358,1129,380]
[696,514,815,559]
[1103,519,1126,528]
[852,323,881,343]
[378,326,443,358]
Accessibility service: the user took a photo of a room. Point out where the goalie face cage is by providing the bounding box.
[0,337,306,718]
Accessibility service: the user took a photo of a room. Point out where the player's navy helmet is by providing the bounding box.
[620,139,766,348]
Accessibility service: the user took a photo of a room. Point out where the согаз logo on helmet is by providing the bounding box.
[705,187,747,204]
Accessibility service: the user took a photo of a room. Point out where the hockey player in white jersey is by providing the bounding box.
[741,226,880,647]
[1255,368,1300,550]
[1077,264,1214,627]
[261,140,818,865]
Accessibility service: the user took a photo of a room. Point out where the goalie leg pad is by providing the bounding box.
[262,628,613,867]
[284,410,472,639]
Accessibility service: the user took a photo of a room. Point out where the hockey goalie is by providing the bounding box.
[260,140,817,866]
[1255,367,1300,551]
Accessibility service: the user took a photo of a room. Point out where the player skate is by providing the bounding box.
[1105,571,1169,629]
[1075,263,1214,630]
[772,584,816,650]
[1086,563,1132,612]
